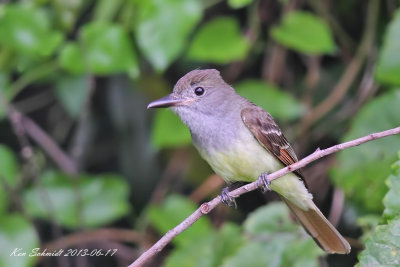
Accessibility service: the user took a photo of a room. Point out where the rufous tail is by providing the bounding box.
[282,198,351,254]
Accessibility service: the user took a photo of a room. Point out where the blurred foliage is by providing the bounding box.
[23,171,130,228]
[331,90,400,212]
[147,195,212,246]
[383,154,400,221]
[0,5,63,59]
[235,80,304,120]
[187,17,250,64]
[54,75,90,118]
[357,153,400,266]
[228,0,253,10]
[133,0,202,71]
[0,214,39,267]
[375,9,400,85]
[149,196,322,267]
[0,145,18,188]
[0,0,398,266]
[271,11,336,54]
[0,145,19,214]
[151,109,191,148]
[0,73,9,118]
[60,22,139,77]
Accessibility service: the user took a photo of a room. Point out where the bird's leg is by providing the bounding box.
[221,182,245,209]
[221,187,237,209]
[258,172,271,193]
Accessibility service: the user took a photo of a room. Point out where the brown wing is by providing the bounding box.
[241,104,305,181]
[242,105,351,253]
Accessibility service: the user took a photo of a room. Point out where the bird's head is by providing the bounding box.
[147,69,234,115]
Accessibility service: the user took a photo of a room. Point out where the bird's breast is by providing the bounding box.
[194,125,283,183]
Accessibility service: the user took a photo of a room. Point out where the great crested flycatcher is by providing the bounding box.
[148,69,351,254]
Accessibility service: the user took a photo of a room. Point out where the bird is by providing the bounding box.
[147,69,351,254]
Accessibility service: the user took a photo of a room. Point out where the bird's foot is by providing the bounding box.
[221,186,237,209]
[258,172,271,193]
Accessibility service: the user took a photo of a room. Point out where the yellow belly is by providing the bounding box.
[198,137,314,210]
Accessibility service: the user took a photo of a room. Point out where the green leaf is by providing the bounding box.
[375,9,400,85]
[162,202,321,267]
[228,0,253,9]
[188,17,250,64]
[51,0,84,31]
[211,223,244,267]
[78,173,130,226]
[134,0,202,71]
[356,155,400,265]
[331,90,400,212]
[357,216,400,266]
[59,42,85,74]
[165,234,215,267]
[243,203,298,235]
[59,22,139,77]
[0,72,11,120]
[147,194,212,247]
[23,171,130,228]
[0,189,7,215]
[164,222,243,267]
[222,241,287,267]
[383,153,400,222]
[224,203,321,267]
[0,144,19,214]
[0,214,39,267]
[235,80,304,120]
[151,109,191,148]
[358,214,381,234]
[0,5,63,57]
[0,144,19,187]
[271,11,336,54]
[222,235,322,267]
[82,22,139,76]
[93,0,124,22]
[55,75,89,118]
[281,239,323,267]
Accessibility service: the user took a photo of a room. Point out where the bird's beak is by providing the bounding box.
[147,94,185,109]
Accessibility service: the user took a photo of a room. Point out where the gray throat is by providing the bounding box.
[173,95,249,153]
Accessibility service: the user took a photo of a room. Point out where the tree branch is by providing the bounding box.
[129,126,400,267]
[8,106,78,175]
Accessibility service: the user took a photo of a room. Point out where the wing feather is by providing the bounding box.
[241,104,305,181]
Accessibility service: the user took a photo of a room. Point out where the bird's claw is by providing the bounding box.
[221,186,237,209]
[258,172,271,193]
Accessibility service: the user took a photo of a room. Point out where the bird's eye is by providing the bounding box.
[194,87,205,96]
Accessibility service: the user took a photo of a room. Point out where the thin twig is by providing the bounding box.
[17,109,78,175]
[328,189,345,227]
[129,125,400,267]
